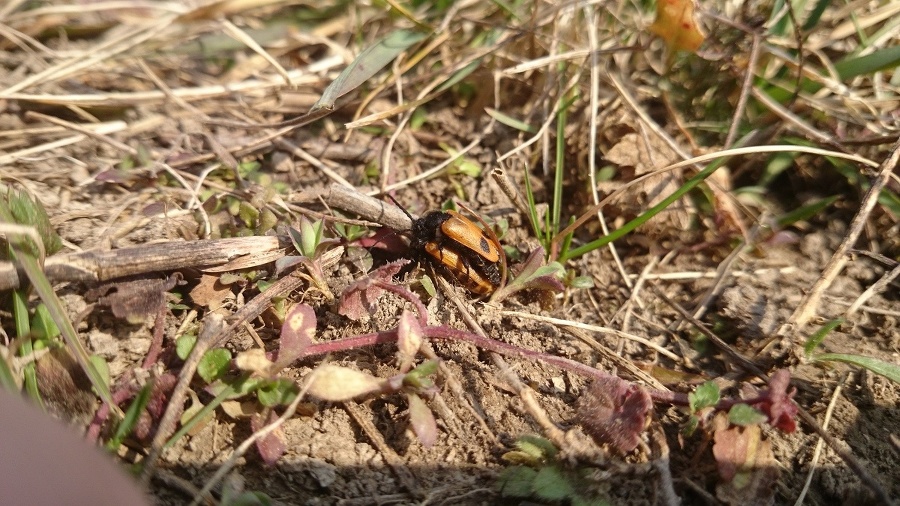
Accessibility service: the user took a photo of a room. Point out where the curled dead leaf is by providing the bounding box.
[305,364,383,401]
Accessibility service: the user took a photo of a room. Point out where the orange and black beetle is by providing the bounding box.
[391,200,504,296]
[411,210,503,295]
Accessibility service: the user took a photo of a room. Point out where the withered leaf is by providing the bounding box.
[189,273,234,310]
[338,260,409,321]
[712,420,779,506]
[576,376,652,454]
[87,273,183,324]
[602,131,691,233]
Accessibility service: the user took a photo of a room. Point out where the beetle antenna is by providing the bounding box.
[385,194,415,222]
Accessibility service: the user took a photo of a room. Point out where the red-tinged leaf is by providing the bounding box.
[576,376,652,454]
[145,373,179,419]
[338,260,409,321]
[649,0,706,52]
[278,304,316,364]
[356,227,408,252]
[712,418,779,505]
[251,411,286,466]
[306,365,383,401]
[748,369,798,433]
[396,310,423,373]
[407,393,438,447]
[492,248,564,301]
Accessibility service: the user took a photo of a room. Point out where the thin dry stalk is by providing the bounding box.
[787,138,900,331]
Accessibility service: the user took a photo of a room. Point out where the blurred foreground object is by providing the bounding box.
[0,389,150,505]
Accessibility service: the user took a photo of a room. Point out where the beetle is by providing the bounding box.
[389,199,505,296]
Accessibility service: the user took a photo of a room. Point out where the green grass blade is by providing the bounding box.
[812,353,900,384]
[485,108,537,133]
[553,95,567,237]
[803,318,844,357]
[107,382,153,451]
[0,210,114,409]
[12,289,42,406]
[522,168,542,243]
[802,0,832,31]
[834,45,900,81]
[776,195,839,227]
[562,156,728,262]
[313,29,428,111]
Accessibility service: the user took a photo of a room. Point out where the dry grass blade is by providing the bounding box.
[787,138,900,332]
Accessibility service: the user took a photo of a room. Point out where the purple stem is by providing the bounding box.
[297,324,704,407]
[373,281,428,325]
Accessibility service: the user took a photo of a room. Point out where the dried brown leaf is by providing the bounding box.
[602,131,691,233]
[87,273,182,324]
[189,273,233,310]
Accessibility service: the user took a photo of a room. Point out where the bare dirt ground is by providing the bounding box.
[1,2,898,506]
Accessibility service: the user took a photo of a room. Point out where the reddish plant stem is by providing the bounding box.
[298,324,702,407]
[373,281,428,325]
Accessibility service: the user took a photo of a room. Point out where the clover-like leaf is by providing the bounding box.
[198,348,232,383]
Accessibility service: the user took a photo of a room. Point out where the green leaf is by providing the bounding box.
[107,382,153,451]
[776,196,839,227]
[403,359,438,390]
[221,491,273,506]
[515,434,558,460]
[5,187,62,257]
[803,318,844,357]
[90,355,111,394]
[198,348,232,383]
[812,353,900,384]
[12,289,40,405]
[257,378,298,407]
[30,303,60,341]
[498,466,538,498]
[682,414,699,436]
[727,403,768,426]
[689,381,720,411]
[569,276,595,289]
[835,45,900,81]
[532,465,574,501]
[237,201,259,228]
[484,108,537,133]
[176,333,197,361]
[0,344,17,391]
[313,29,429,111]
